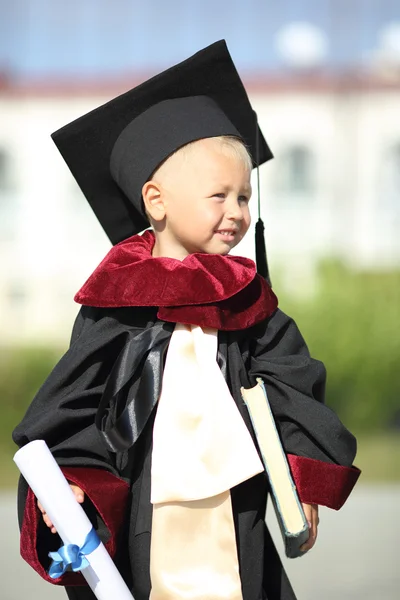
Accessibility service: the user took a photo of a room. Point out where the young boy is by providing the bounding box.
[13,40,360,600]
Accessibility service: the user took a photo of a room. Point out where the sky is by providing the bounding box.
[0,0,400,78]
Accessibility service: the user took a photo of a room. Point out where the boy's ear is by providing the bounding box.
[142,180,166,222]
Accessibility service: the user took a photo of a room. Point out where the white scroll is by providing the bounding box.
[14,440,134,600]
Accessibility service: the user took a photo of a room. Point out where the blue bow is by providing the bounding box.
[48,527,101,579]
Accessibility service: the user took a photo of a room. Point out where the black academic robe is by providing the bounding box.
[13,304,360,600]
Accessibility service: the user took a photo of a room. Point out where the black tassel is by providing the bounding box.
[254,110,272,287]
[255,217,271,287]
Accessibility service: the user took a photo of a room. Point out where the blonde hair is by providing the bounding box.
[179,136,253,172]
[220,136,253,171]
[151,135,253,182]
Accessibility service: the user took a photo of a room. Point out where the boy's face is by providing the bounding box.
[146,138,252,259]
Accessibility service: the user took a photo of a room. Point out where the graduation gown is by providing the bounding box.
[12,232,360,600]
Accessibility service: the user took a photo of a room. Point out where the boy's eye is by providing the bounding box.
[211,193,250,203]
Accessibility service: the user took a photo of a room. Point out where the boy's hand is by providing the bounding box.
[37,484,85,534]
[300,502,319,552]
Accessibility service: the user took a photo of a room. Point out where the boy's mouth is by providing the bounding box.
[214,229,238,242]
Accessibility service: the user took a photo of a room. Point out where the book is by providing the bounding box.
[241,378,310,559]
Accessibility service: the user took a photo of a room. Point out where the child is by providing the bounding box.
[13,40,360,600]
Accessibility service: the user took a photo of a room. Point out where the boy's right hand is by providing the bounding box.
[37,484,85,534]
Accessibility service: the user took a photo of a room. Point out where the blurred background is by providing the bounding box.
[0,1,399,599]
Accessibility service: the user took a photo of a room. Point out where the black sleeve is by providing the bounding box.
[12,305,139,473]
[249,308,357,467]
[12,305,141,581]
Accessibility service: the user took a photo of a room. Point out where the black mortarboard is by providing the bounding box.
[51,39,273,248]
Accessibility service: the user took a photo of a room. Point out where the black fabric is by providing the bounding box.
[95,320,173,452]
[50,40,273,245]
[13,306,357,600]
[248,313,357,466]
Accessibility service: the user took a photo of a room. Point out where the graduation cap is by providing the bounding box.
[52,39,273,283]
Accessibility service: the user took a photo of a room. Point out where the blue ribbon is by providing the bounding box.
[48,527,101,579]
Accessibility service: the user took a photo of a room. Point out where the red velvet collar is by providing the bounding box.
[75,230,278,330]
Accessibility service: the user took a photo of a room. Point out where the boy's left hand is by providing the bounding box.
[300,503,319,552]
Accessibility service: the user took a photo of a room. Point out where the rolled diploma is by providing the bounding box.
[13,440,133,600]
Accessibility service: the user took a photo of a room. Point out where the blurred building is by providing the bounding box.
[1,72,399,344]
[1,1,400,344]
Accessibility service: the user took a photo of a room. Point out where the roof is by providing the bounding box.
[0,71,399,99]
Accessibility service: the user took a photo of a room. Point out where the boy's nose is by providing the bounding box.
[226,208,244,222]
[226,200,244,221]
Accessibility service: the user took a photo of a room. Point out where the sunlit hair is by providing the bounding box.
[179,136,253,172]
[219,136,253,172]
[151,135,253,182]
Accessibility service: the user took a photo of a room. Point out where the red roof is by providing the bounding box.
[0,69,399,98]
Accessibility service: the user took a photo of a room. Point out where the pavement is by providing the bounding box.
[1,484,398,600]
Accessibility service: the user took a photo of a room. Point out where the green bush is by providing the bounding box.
[0,346,64,454]
[278,261,400,433]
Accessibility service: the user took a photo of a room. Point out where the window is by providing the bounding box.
[276,145,316,197]
[373,143,400,260]
[0,147,18,240]
[0,148,15,192]
[7,283,28,308]
[381,143,400,209]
